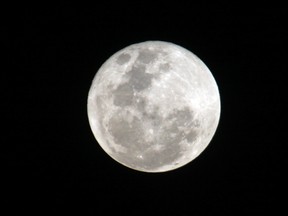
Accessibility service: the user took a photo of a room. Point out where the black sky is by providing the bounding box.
[4,2,286,215]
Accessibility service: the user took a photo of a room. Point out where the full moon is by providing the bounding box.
[87,41,220,172]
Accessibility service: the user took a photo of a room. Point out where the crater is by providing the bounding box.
[116,53,131,65]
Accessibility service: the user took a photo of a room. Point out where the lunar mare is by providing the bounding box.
[87,41,220,172]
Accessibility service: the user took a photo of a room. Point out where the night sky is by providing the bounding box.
[4,2,286,215]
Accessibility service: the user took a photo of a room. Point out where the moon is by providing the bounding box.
[87,41,220,172]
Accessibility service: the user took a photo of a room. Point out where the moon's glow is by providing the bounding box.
[88,41,220,172]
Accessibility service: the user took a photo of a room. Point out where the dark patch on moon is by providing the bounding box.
[135,97,146,111]
[167,107,200,143]
[109,85,201,171]
[128,65,153,91]
[159,63,171,71]
[137,49,158,64]
[142,106,163,126]
[112,83,134,107]
[112,119,184,171]
[108,105,198,171]
[116,53,131,65]
[186,129,198,143]
[108,115,146,152]
[112,65,153,107]
[167,107,193,126]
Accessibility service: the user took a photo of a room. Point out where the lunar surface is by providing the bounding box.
[87,41,220,172]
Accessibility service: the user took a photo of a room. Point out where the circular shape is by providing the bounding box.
[87,41,220,172]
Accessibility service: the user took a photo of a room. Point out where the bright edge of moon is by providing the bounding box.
[87,41,221,173]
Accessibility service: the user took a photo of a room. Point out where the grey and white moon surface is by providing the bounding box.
[87,41,221,172]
